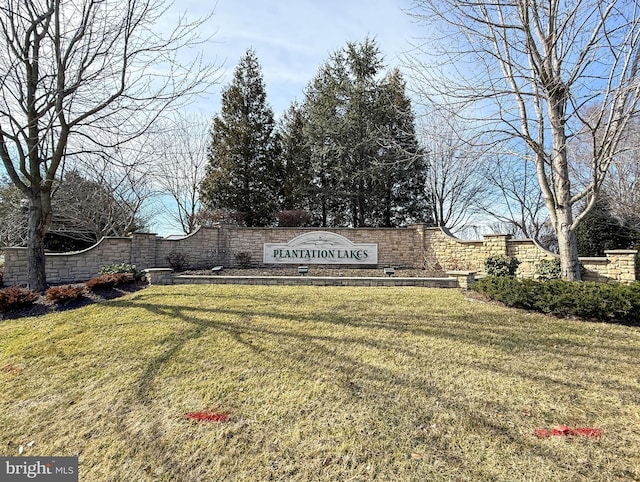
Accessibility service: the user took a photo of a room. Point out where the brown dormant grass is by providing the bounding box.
[1,285,639,481]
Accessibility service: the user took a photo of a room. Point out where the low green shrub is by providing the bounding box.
[100,263,142,279]
[485,255,520,276]
[536,258,561,281]
[85,273,134,291]
[472,276,640,324]
[0,286,39,312]
[535,258,587,281]
[45,285,85,304]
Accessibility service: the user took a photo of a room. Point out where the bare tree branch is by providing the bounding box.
[406,0,640,280]
[0,0,221,289]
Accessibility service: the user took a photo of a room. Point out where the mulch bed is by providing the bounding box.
[1,281,148,321]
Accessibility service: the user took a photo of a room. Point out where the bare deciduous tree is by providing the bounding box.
[480,155,548,240]
[152,113,209,234]
[0,0,219,290]
[420,112,488,231]
[408,1,640,280]
[57,146,159,242]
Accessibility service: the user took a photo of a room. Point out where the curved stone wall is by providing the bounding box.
[3,224,637,285]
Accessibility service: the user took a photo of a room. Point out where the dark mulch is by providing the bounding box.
[1,281,148,321]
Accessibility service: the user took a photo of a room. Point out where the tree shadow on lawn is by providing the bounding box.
[99,292,638,480]
[113,295,640,428]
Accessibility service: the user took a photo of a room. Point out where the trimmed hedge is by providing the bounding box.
[472,276,640,324]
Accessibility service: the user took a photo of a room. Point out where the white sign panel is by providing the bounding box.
[264,231,378,265]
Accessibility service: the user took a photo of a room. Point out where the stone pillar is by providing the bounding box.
[446,270,477,290]
[131,233,158,270]
[3,247,28,286]
[482,234,511,257]
[604,250,638,284]
[143,268,174,285]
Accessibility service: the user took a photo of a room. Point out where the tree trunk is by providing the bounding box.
[27,199,48,291]
[556,207,581,281]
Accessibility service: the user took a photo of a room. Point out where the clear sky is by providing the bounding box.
[177,0,424,118]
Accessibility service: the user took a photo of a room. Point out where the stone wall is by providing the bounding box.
[4,237,132,285]
[3,224,637,285]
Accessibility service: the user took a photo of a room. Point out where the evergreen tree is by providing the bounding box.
[302,39,428,227]
[303,56,351,226]
[373,69,429,226]
[200,49,281,227]
[278,102,312,213]
[576,196,634,256]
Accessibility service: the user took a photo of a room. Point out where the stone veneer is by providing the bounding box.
[3,224,637,285]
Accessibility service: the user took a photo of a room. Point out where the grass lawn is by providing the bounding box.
[1,285,639,481]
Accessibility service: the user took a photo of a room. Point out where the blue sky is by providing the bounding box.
[0,1,429,238]
[177,0,423,117]
[149,1,426,235]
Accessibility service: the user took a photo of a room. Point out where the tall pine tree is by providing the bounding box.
[302,39,428,227]
[200,49,281,227]
[278,102,312,213]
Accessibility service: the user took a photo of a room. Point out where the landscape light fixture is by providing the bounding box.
[211,266,224,274]
[298,266,309,276]
[384,267,395,277]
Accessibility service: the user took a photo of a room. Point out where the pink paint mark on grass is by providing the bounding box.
[535,425,602,438]
[184,411,230,423]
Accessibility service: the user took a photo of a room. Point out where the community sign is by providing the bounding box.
[263,231,378,265]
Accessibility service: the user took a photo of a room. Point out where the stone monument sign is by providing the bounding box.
[263,231,378,265]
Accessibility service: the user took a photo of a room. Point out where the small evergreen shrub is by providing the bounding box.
[46,285,85,304]
[535,258,586,281]
[536,258,561,281]
[235,251,252,268]
[0,286,39,312]
[166,252,189,271]
[472,276,640,324]
[100,263,142,279]
[485,255,520,277]
[85,273,134,291]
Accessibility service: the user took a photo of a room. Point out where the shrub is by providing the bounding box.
[535,258,586,281]
[536,258,561,281]
[0,286,39,312]
[276,209,310,227]
[235,251,252,268]
[166,252,189,271]
[485,255,520,277]
[472,276,640,324]
[46,285,85,304]
[85,273,134,291]
[100,263,142,279]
